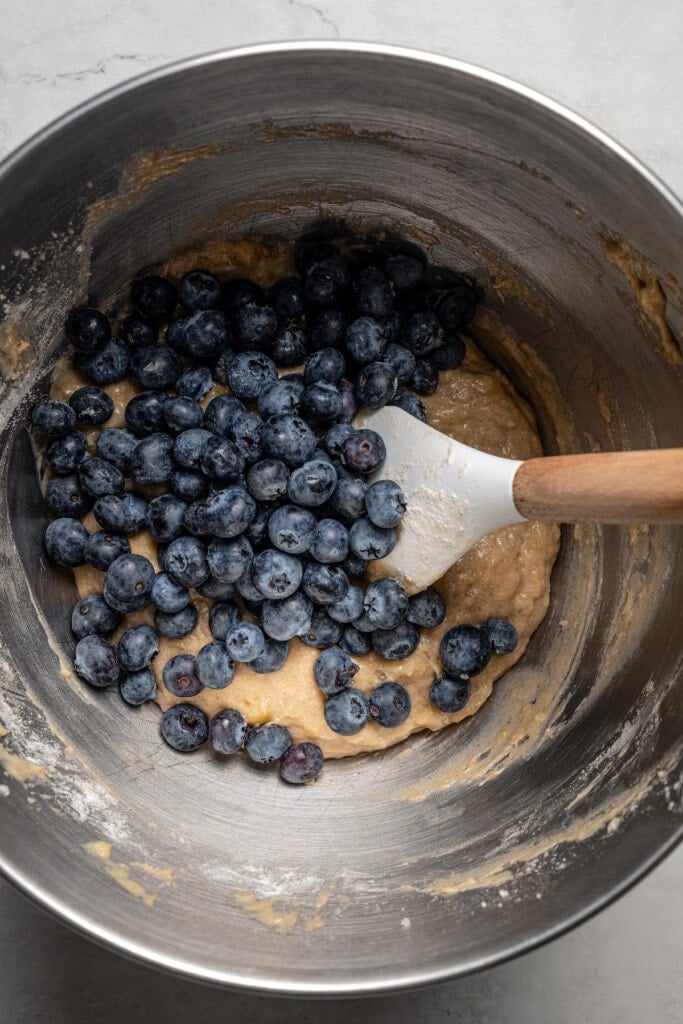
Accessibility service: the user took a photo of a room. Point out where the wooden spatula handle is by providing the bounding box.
[513,449,683,523]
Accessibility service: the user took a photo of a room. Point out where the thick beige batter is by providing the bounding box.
[49,238,559,759]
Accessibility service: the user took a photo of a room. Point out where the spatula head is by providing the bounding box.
[356,407,524,593]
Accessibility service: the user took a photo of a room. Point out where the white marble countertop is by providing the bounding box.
[0,1,681,1021]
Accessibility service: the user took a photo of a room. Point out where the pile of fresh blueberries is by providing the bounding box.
[33,231,518,785]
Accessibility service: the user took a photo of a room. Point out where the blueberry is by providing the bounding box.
[384,342,416,384]
[262,414,317,468]
[365,479,406,528]
[406,587,446,628]
[261,592,313,641]
[268,277,305,319]
[348,519,397,561]
[313,647,358,694]
[130,433,174,487]
[280,742,324,784]
[178,269,221,310]
[364,578,408,629]
[429,674,471,712]
[369,681,411,728]
[251,636,289,674]
[163,535,208,589]
[199,436,243,482]
[162,653,202,697]
[409,358,438,396]
[307,308,346,351]
[236,573,267,606]
[301,607,343,649]
[302,563,349,605]
[208,600,241,641]
[185,310,230,359]
[332,372,357,419]
[355,361,397,410]
[351,610,377,634]
[327,583,364,623]
[65,307,111,353]
[372,621,419,660]
[131,275,177,320]
[304,256,350,308]
[324,422,355,458]
[304,347,345,385]
[247,505,272,550]
[388,389,427,422]
[340,624,373,656]
[118,313,157,348]
[103,553,155,612]
[246,459,289,503]
[309,519,349,564]
[182,501,209,538]
[163,396,203,433]
[257,379,303,419]
[345,316,386,364]
[295,236,333,275]
[250,548,303,599]
[435,281,477,331]
[287,459,337,507]
[341,551,368,579]
[330,476,367,521]
[78,457,125,498]
[117,668,156,708]
[385,254,424,291]
[226,350,277,400]
[268,504,316,554]
[272,325,308,367]
[396,285,432,315]
[118,624,159,672]
[206,535,253,583]
[195,641,236,690]
[125,391,168,436]
[144,493,186,544]
[222,278,264,314]
[94,430,136,475]
[151,571,189,613]
[171,470,209,502]
[402,311,444,355]
[175,364,214,401]
[440,625,491,679]
[74,635,120,688]
[204,486,255,538]
[45,474,91,518]
[354,267,393,318]
[431,336,466,370]
[84,530,130,571]
[76,338,130,384]
[71,593,121,639]
[209,707,247,754]
[32,400,76,437]
[172,428,210,472]
[46,431,87,474]
[232,411,264,463]
[225,621,266,663]
[93,492,147,535]
[69,386,114,425]
[234,306,279,351]
[341,429,386,474]
[245,723,292,764]
[129,345,181,391]
[161,704,208,752]
[197,576,238,600]
[483,618,518,654]
[300,382,343,424]
[324,688,369,735]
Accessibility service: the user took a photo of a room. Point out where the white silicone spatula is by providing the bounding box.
[357,406,683,593]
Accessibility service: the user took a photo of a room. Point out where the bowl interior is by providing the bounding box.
[0,46,681,994]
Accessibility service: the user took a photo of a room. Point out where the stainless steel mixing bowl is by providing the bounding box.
[0,43,681,996]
